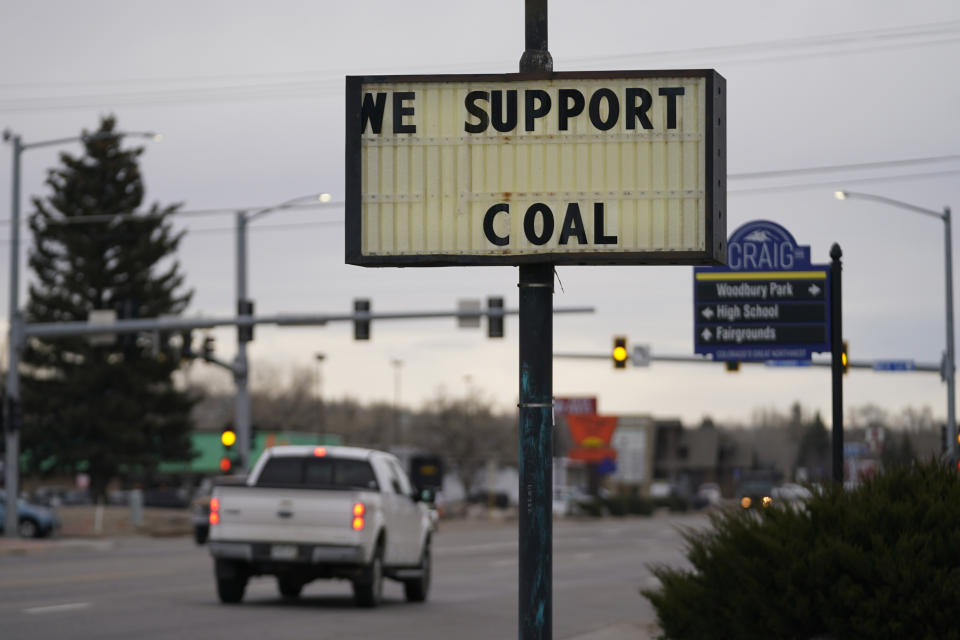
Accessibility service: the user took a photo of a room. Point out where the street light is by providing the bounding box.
[233,193,332,471]
[315,352,326,437]
[2,128,160,538]
[391,358,403,448]
[834,190,955,460]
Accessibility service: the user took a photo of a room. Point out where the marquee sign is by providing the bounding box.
[345,70,725,266]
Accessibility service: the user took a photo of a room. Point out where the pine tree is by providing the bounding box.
[21,116,196,499]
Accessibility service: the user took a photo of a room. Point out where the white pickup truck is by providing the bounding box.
[207,445,435,607]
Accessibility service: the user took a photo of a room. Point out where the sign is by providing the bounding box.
[694,220,831,361]
[631,344,651,367]
[566,414,618,463]
[346,70,726,266]
[554,396,597,418]
[872,360,916,371]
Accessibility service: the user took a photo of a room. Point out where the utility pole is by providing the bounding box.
[4,132,22,538]
[235,212,252,472]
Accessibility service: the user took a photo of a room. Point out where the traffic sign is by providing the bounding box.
[872,360,916,372]
[694,220,831,361]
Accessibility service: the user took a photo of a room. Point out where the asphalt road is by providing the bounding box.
[0,512,707,640]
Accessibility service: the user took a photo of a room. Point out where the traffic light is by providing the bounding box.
[354,298,371,341]
[725,361,740,372]
[220,425,237,473]
[487,296,504,338]
[842,341,849,375]
[612,336,627,369]
[238,299,255,342]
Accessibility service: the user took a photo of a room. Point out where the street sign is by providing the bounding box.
[694,220,831,361]
[872,360,916,371]
[631,344,651,367]
[346,70,726,267]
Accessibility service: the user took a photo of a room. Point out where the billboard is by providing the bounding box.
[346,70,725,266]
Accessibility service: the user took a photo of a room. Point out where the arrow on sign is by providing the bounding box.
[808,283,821,297]
[701,307,715,320]
[701,328,713,342]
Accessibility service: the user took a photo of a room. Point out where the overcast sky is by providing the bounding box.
[2,1,959,428]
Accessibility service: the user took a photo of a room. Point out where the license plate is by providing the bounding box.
[270,544,298,560]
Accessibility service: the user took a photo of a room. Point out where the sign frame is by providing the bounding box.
[345,69,726,267]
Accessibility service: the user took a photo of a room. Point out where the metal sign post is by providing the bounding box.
[830,243,844,483]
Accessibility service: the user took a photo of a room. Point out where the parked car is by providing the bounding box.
[696,482,723,507]
[0,495,61,538]
[772,483,813,503]
[737,479,775,509]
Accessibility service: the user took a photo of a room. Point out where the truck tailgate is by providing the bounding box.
[214,487,373,545]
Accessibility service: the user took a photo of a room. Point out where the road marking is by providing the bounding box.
[24,602,91,615]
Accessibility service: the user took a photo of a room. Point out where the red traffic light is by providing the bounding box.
[219,457,232,473]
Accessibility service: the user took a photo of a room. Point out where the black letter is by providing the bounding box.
[588,88,620,131]
[525,89,551,131]
[558,89,585,131]
[625,88,653,130]
[464,91,490,133]
[483,203,510,246]
[593,203,617,244]
[658,87,685,129]
[393,91,416,134]
[361,92,387,134]
[558,203,588,245]
[492,90,518,132]
[523,203,554,246]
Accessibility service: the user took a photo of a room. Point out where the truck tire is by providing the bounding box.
[353,542,384,608]
[403,538,431,603]
[215,559,248,604]
[277,576,303,599]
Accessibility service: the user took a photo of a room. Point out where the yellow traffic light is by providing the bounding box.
[842,341,849,374]
[725,361,740,372]
[612,336,628,369]
[221,428,237,447]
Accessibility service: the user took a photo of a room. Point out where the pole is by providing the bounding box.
[943,207,956,461]
[235,212,251,472]
[518,264,553,640]
[830,243,843,483]
[4,134,22,537]
[518,2,553,637]
[392,358,402,447]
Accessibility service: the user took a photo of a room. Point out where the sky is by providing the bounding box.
[1,0,959,428]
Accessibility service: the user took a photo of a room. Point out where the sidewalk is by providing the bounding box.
[0,536,115,556]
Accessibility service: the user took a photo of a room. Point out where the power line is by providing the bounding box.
[1,20,958,112]
[730,154,960,180]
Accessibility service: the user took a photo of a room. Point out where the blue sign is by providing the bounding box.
[765,360,814,367]
[872,360,916,372]
[694,220,831,362]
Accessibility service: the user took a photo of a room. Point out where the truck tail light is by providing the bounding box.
[209,497,220,525]
[352,502,365,530]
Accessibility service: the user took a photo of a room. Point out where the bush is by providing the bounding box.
[576,499,605,518]
[642,459,960,640]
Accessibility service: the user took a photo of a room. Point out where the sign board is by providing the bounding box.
[631,344,651,367]
[694,220,831,361]
[457,298,482,328]
[554,396,597,418]
[872,360,916,372]
[346,70,726,266]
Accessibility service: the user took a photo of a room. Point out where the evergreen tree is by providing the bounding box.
[21,116,195,498]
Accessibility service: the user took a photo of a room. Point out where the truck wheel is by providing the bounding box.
[353,543,384,608]
[277,576,303,600]
[215,559,248,604]
[404,539,431,603]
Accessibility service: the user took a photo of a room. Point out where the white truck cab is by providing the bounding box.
[208,445,435,607]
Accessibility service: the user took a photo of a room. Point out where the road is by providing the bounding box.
[0,512,706,640]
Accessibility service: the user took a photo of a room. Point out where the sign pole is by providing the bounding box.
[830,243,844,483]
[519,3,553,639]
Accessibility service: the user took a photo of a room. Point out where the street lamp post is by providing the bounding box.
[391,358,403,448]
[234,193,330,471]
[835,190,955,461]
[3,128,159,538]
[315,352,326,437]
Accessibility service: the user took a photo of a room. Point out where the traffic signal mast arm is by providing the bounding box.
[553,351,942,373]
[18,305,595,343]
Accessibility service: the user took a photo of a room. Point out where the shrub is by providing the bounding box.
[642,459,960,640]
